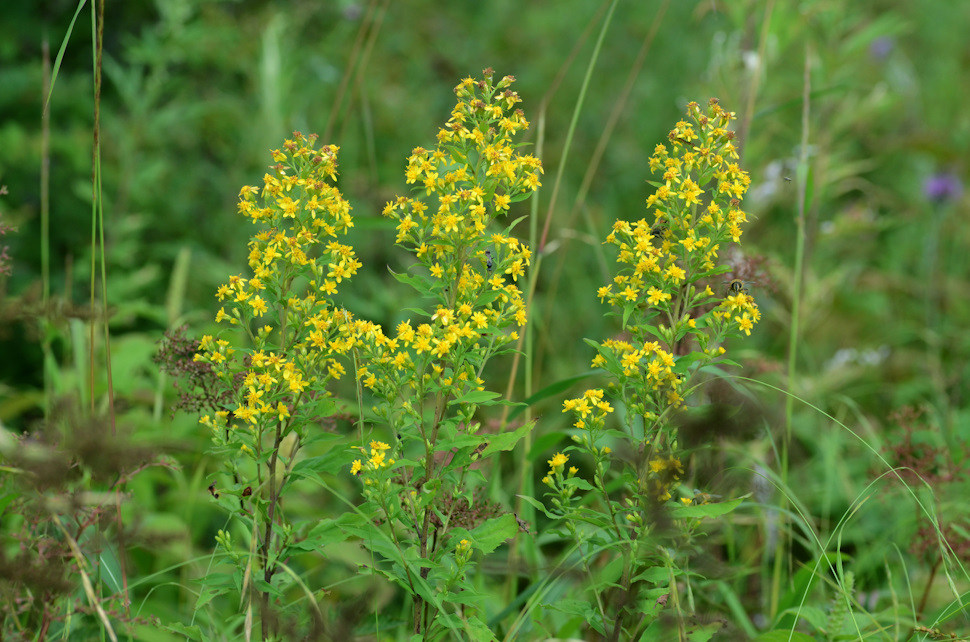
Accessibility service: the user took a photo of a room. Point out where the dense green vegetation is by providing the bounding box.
[2,1,969,640]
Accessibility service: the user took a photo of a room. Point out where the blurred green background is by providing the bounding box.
[2,0,970,637]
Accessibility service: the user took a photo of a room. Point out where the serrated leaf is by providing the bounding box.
[463,615,499,641]
[194,584,225,610]
[469,513,517,554]
[161,622,204,641]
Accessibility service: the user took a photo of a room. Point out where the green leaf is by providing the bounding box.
[500,214,530,235]
[449,389,501,406]
[511,371,600,420]
[160,622,204,641]
[670,496,746,519]
[290,448,358,482]
[621,303,635,330]
[472,287,505,308]
[642,324,668,342]
[291,515,357,551]
[194,584,224,611]
[253,577,285,597]
[541,598,595,619]
[194,570,237,590]
[388,266,435,296]
[685,620,724,642]
[783,605,828,633]
[571,507,618,531]
[631,566,669,584]
[515,494,559,520]
[563,477,594,491]
[584,338,622,373]
[435,432,488,451]
[328,510,384,542]
[481,420,535,457]
[469,513,517,554]
[671,351,709,373]
[458,614,497,641]
[599,554,625,588]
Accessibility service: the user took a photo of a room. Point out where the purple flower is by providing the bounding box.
[923,173,963,204]
[869,37,894,61]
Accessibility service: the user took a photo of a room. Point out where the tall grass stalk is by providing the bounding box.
[503,0,619,609]
[539,0,671,349]
[773,42,813,621]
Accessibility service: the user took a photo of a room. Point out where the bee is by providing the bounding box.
[484,249,493,275]
[725,279,749,295]
[650,222,667,238]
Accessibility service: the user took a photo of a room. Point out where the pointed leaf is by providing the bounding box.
[670,496,745,519]
[469,513,517,554]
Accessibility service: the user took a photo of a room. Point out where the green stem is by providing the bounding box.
[774,43,812,620]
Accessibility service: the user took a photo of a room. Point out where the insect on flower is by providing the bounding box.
[725,279,748,295]
[672,136,697,149]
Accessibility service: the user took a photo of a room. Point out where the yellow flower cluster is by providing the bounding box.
[712,288,761,338]
[589,339,683,413]
[561,388,614,430]
[359,71,542,400]
[197,133,373,441]
[236,135,360,301]
[351,440,395,478]
[597,99,758,344]
[541,452,578,488]
[647,455,684,503]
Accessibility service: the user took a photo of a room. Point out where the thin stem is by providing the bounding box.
[774,42,812,620]
[567,522,609,633]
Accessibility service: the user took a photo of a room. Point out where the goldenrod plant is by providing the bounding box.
[195,132,374,638]
[534,99,758,640]
[349,69,542,639]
